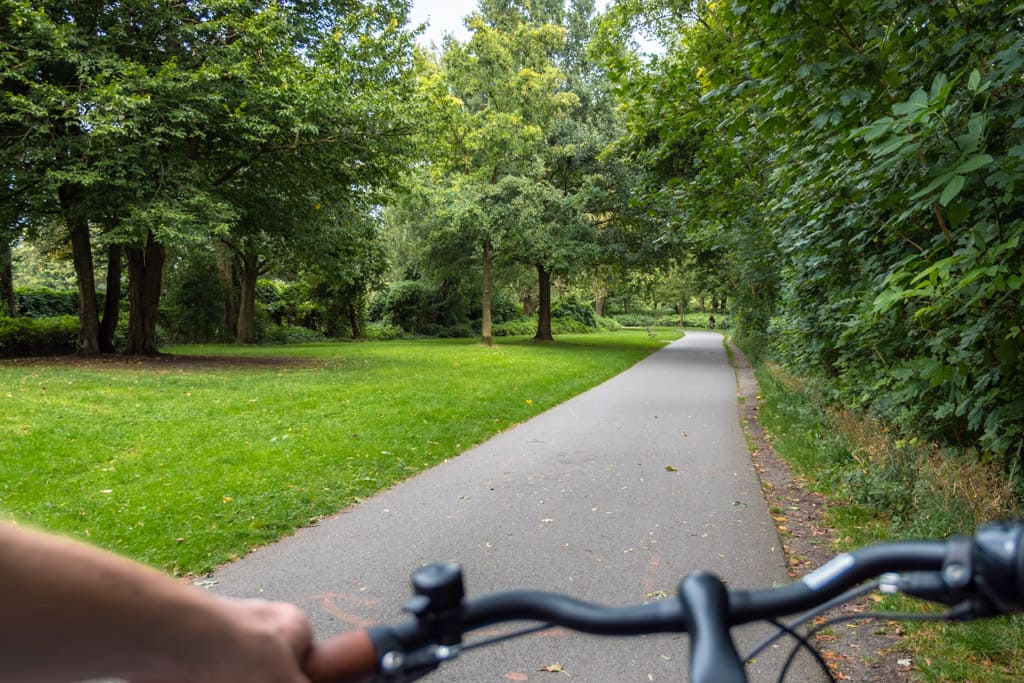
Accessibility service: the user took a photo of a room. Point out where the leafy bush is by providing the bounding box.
[421,323,477,339]
[0,316,78,357]
[490,291,519,324]
[366,289,388,321]
[613,313,657,327]
[552,296,596,328]
[493,319,537,337]
[163,256,228,343]
[364,321,408,341]
[551,318,590,334]
[261,324,328,345]
[596,316,623,332]
[373,280,431,331]
[15,288,79,318]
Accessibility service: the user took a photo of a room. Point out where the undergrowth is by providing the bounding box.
[755,363,1024,682]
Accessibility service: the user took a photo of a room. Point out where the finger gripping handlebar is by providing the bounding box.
[305,629,378,683]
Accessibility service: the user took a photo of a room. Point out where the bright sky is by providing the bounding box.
[409,0,612,48]
[408,0,476,46]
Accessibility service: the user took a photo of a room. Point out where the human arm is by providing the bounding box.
[0,522,313,683]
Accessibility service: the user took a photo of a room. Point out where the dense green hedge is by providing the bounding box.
[609,1,1023,460]
[0,316,78,357]
[14,288,79,318]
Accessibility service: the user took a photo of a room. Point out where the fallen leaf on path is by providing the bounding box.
[538,663,571,676]
[665,465,678,472]
[505,673,529,681]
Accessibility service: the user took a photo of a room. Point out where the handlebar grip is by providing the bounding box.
[974,521,1024,612]
[305,630,379,683]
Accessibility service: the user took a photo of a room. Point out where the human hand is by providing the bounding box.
[132,597,313,683]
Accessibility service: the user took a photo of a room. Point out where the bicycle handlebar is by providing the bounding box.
[303,520,1024,683]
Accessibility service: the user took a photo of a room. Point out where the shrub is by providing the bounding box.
[15,288,79,318]
[0,316,78,357]
[493,319,536,337]
[376,280,431,332]
[261,324,327,345]
[613,313,657,327]
[552,296,596,328]
[490,291,519,324]
[551,318,590,335]
[422,323,477,339]
[364,321,408,341]
[366,289,388,321]
[162,261,228,343]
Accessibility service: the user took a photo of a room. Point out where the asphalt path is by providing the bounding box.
[209,332,822,681]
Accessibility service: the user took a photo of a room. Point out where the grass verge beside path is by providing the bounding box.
[754,363,1024,682]
[1,331,680,575]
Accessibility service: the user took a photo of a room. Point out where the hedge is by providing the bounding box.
[0,316,78,357]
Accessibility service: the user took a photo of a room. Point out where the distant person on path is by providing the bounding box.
[0,521,314,682]
[707,315,716,329]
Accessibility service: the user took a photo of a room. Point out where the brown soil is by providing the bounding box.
[729,341,913,682]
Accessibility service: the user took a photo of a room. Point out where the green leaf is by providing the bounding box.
[939,175,965,206]
[892,101,921,116]
[954,154,993,175]
[871,134,915,157]
[853,117,894,142]
[873,288,907,313]
[968,69,981,93]
[910,172,953,201]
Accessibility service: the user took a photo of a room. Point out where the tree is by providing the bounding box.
[1,0,417,355]
[405,5,582,345]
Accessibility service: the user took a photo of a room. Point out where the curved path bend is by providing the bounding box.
[210,332,821,681]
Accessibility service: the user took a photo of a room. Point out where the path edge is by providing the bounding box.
[726,338,912,682]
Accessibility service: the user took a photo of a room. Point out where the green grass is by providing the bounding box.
[754,364,1024,681]
[0,331,680,574]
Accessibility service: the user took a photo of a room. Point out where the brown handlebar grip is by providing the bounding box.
[305,629,380,683]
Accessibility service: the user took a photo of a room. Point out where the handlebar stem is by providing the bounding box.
[679,572,746,683]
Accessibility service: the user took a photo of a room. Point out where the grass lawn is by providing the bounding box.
[1,330,680,574]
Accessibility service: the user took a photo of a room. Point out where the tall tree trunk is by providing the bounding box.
[679,295,686,327]
[60,185,101,356]
[236,253,259,344]
[98,243,122,353]
[481,241,493,347]
[347,300,361,339]
[534,264,553,342]
[0,238,15,317]
[594,295,605,318]
[215,239,236,337]
[125,231,165,356]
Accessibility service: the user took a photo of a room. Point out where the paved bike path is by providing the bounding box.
[209,332,821,681]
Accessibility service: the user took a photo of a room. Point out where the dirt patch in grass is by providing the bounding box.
[729,340,912,683]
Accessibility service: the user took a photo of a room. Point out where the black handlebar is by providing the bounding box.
[307,521,1024,683]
